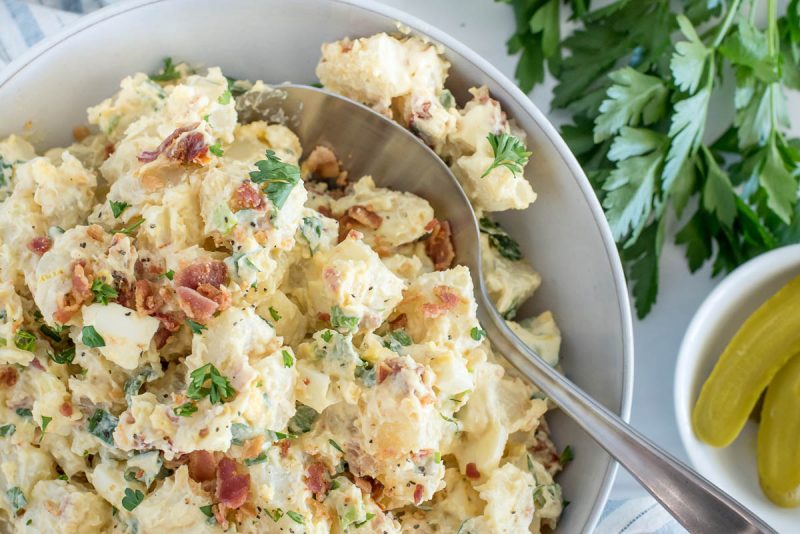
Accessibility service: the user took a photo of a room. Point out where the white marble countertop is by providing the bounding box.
[377,0,800,502]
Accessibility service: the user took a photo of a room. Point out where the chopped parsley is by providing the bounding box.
[559,445,575,466]
[383,329,412,352]
[161,269,175,281]
[478,217,523,261]
[81,326,105,348]
[266,508,284,522]
[0,424,14,437]
[14,330,36,352]
[118,218,144,237]
[328,439,343,453]
[354,512,376,528]
[91,278,118,305]
[39,416,52,441]
[39,323,65,343]
[209,143,224,157]
[286,510,304,524]
[109,200,129,218]
[186,363,235,405]
[123,368,154,402]
[244,452,268,466]
[6,487,25,513]
[186,319,207,334]
[87,409,118,445]
[320,330,334,343]
[481,132,531,178]
[268,306,282,322]
[149,57,181,82]
[199,504,214,518]
[282,350,294,368]
[249,150,301,209]
[438,89,455,109]
[330,306,359,333]
[470,326,486,341]
[121,488,144,511]
[15,408,31,418]
[173,402,198,417]
[217,89,232,105]
[287,403,318,435]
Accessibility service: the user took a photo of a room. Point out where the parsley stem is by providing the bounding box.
[711,0,742,48]
[766,0,778,143]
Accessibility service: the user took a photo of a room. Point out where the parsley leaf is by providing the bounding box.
[91,279,118,305]
[149,57,181,82]
[200,504,214,518]
[559,445,575,466]
[286,511,304,524]
[14,330,36,352]
[287,403,319,435]
[209,143,224,157]
[0,424,15,437]
[593,68,667,143]
[330,306,359,333]
[50,345,76,365]
[282,350,294,368]
[481,133,531,178]
[470,327,486,341]
[109,200,129,218]
[121,488,144,511]
[87,409,118,445]
[249,150,301,209]
[6,487,26,513]
[478,217,523,261]
[81,326,105,348]
[186,319,206,335]
[268,306,282,322]
[186,363,235,405]
[174,402,198,417]
[118,218,144,237]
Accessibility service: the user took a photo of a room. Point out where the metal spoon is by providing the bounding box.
[247,84,775,534]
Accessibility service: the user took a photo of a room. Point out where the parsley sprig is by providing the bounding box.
[481,133,532,178]
[186,363,235,405]
[249,150,301,209]
[149,57,181,82]
[502,0,800,318]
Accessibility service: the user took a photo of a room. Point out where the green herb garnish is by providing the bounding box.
[481,133,531,178]
[87,409,118,445]
[268,306,282,322]
[14,330,36,352]
[186,319,206,335]
[470,326,486,341]
[248,150,301,209]
[330,306,359,332]
[91,279,118,305]
[186,363,235,405]
[209,143,224,157]
[282,350,294,368]
[478,217,523,261]
[149,57,181,82]
[173,402,198,417]
[109,200,129,218]
[81,326,105,348]
[121,488,144,511]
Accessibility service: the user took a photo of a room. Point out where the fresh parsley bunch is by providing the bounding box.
[502,0,800,317]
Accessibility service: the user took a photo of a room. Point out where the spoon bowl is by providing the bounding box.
[251,84,776,534]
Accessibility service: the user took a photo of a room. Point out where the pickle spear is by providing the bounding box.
[692,273,800,447]
[758,352,800,507]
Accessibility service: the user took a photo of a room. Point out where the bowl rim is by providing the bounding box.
[0,0,634,529]
[674,244,800,472]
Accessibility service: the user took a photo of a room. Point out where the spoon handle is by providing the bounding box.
[480,309,776,534]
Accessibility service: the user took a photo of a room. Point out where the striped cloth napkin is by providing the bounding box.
[0,1,689,533]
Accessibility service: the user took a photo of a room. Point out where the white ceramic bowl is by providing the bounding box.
[0,1,633,531]
[675,245,800,532]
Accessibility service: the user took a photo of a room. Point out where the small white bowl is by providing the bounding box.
[675,245,800,532]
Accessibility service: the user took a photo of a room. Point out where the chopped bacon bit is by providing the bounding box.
[353,476,373,495]
[176,287,219,322]
[337,215,357,243]
[104,144,115,159]
[153,311,185,332]
[137,124,199,163]
[465,462,481,479]
[30,358,45,371]
[86,224,105,241]
[422,285,462,318]
[416,101,432,120]
[347,205,382,229]
[59,402,73,417]
[176,259,228,290]
[216,457,250,509]
[167,131,209,164]
[241,436,265,459]
[317,312,331,323]
[424,219,455,271]
[152,326,171,350]
[305,462,331,497]
[0,367,18,387]
[71,262,93,301]
[213,504,229,529]
[317,206,334,218]
[278,439,291,458]
[196,283,231,313]
[231,181,264,211]
[27,236,52,256]
[134,280,163,315]
[413,484,425,504]
[73,125,91,142]
[199,428,210,438]
[187,450,218,483]
[389,314,407,330]
[377,359,404,384]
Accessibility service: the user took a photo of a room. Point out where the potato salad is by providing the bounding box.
[0,32,566,533]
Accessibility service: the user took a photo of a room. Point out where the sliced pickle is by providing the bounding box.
[758,353,800,507]
[692,274,800,447]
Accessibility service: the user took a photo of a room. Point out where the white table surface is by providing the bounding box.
[378,0,800,502]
